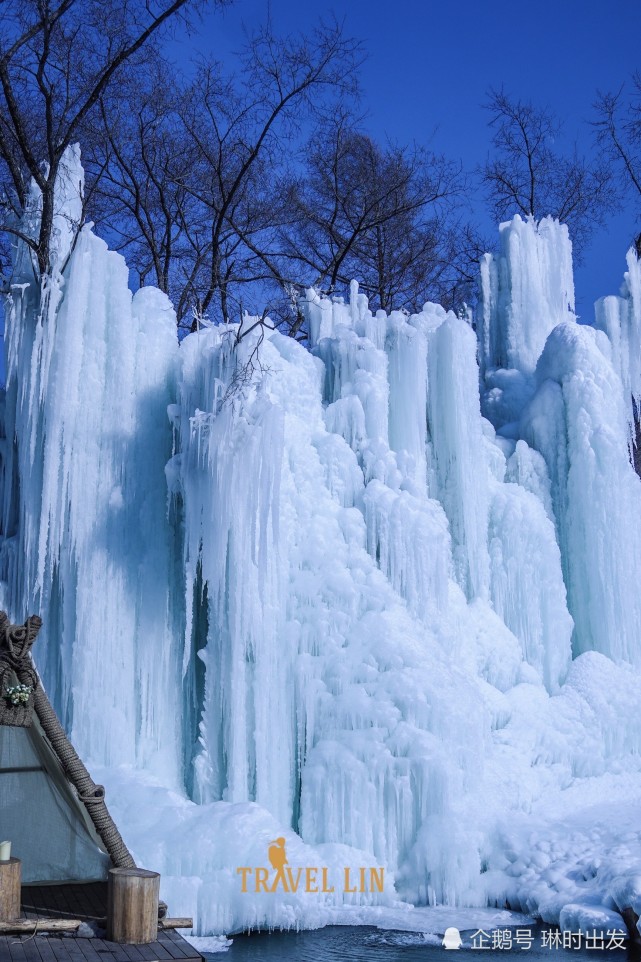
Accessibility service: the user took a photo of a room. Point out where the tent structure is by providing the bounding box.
[0,612,136,884]
[0,716,110,882]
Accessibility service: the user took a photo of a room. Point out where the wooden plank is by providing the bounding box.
[39,937,69,962]
[163,936,197,959]
[147,939,191,962]
[51,887,80,920]
[5,939,29,962]
[13,883,204,962]
[65,888,94,920]
[159,935,203,962]
[134,940,174,961]
[44,887,69,918]
[78,939,109,960]
[50,937,89,962]
[90,884,108,912]
[82,886,106,920]
[17,935,46,962]
[37,935,62,962]
[82,939,116,960]
[21,886,42,919]
[72,938,108,962]
[160,944,203,962]
[30,938,58,962]
[112,941,146,962]
[55,888,83,921]
[39,888,68,921]
[164,929,204,959]
[51,885,84,917]
[157,932,195,960]
[91,939,141,962]
[131,944,174,962]
[66,884,104,921]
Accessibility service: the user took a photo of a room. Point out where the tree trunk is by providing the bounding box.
[107,867,160,944]
[0,858,21,921]
[38,180,55,277]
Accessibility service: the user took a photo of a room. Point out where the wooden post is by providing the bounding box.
[107,867,160,944]
[0,858,21,921]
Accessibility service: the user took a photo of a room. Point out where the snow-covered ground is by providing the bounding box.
[1,150,641,939]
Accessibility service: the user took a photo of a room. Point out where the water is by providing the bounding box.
[203,926,641,961]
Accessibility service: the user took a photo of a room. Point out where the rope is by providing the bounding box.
[0,612,40,697]
[33,685,136,868]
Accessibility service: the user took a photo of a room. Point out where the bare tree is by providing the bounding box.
[276,115,477,317]
[84,60,199,301]
[175,22,361,328]
[481,88,616,259]
[594,75,641,253]
[83,21,361,331]
[0,0,207,279]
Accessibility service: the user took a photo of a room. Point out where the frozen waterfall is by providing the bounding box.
[1,153,641,937]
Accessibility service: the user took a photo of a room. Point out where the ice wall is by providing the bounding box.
[594,247,641,439]
[176,309,484,889]
[1,157,640,938]
[480,216,576,429]
[171,291,574,919]
[480,217,641,668]
[521,322,641,666]
[0,149,182,783]
[479,215,575,378]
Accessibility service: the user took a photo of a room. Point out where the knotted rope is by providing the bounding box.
[0,611,39,697]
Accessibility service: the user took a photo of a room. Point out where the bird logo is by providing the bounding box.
[268,837,288,872]
[443,927,462,949]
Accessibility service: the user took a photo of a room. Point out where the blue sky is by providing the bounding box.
[188,0,641,319]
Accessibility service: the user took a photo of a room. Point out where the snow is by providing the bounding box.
[0,154,641,942]
[186,935,233,953]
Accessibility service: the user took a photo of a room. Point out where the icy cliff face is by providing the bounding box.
[520,322,641,665]
[1,159,641,936]
[479,215,575,379]
[479,215,576,431]
[1,148,182,784]
[479,216,641,668]
[594,247,641,440]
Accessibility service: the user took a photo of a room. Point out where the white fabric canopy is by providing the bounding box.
[0,719,110,883]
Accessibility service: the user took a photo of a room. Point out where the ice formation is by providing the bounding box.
[1,152,641,939]
[594,247,641,439]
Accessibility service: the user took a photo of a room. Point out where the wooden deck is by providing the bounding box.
[0,883,205,962]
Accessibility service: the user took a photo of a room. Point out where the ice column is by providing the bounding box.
[1,148,181,781]
[426,313,490,600]
[594,248,641,440]
[521,321,641,666]
[480,216,576,429]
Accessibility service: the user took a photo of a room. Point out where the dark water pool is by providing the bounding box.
[204,925,641,961]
